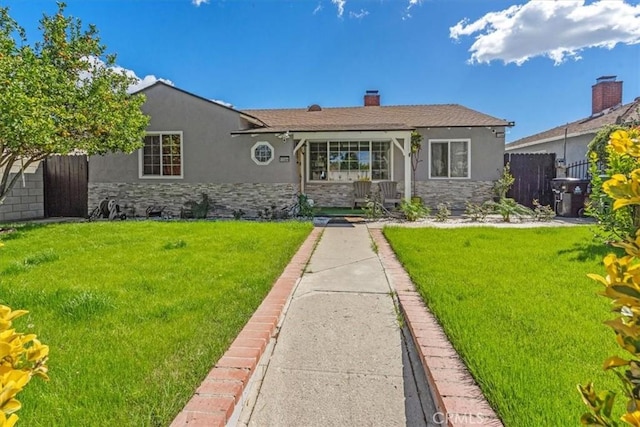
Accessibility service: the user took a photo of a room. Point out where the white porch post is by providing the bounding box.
[403,133,411,201]
[293,138,307,194]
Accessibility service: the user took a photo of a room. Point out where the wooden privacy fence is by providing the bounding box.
[504,153,556,208]
[44,155,88,217]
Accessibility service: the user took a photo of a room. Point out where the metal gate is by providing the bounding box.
[504,153,556,208]
[44,155,88,217]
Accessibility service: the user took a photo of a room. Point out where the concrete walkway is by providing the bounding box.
[170,219,502,427]
[238,221,434,426]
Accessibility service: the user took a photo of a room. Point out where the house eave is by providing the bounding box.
[231,126,416,135]
[505,129,597,151]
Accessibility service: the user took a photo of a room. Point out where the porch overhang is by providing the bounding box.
[292,130,413,201]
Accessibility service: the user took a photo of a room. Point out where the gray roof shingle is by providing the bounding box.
[237,104,510,133]
[506,99,640,150]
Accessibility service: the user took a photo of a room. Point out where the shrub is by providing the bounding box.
[489,198,532,222]
[232,209,245,220]
[493,163,515,200]
[258,205,290,221]
[434,203,451,222]
[0,243,49,425]
[579,128,640,425]
[363,193,385,220]
[464,201,491,222]
[296,194,315,218]
[399,199,430,222]
[532,199,555,222]
[586,125,640,243]
[183,193,213,219]
[0,305,49,426]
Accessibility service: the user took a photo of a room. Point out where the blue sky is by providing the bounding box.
[3,0,640,142]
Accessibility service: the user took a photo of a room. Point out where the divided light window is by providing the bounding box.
[308,141,390,182]
[429,139,470,179]
[141,132,183,178]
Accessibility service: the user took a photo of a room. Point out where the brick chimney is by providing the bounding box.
[592,76,622,115]
[364,90,380,107]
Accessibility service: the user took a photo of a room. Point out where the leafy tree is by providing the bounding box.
[0,3,149,206]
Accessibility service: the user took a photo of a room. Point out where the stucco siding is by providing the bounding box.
[413,127,504,182]
[0,165,44,221]
[506,133,594,165]
[89,84,297,185]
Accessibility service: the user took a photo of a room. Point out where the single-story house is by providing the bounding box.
[506,76,640,172]
[88,82,512,216]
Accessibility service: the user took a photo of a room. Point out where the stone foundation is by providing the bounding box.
[88,182,299,218]
[305,182,407,208]
[307,180,491,210]
[304,183,353,207]
[0,167,44,221]
[89,180,493,217]
[414,180,494,210]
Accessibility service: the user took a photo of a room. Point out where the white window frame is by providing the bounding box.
[138,131,184,179]
[251,141,274,165]
[306,139,394,183]
[428,139,471,179]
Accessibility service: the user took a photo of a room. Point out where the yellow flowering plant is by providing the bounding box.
[0,242,49,427]
[579,128,640,426]
[586,126,640,242]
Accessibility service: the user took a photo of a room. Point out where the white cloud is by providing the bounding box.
[211,99,233,108]
[450,0,640,65]
[332,0,346,18]
[127,74,173,93]
[79,56,173,93]
[349,9,369,19]
[313,3,323,15]
[402,0,422,20]
[192,0,209,6]
[407,0,421,10]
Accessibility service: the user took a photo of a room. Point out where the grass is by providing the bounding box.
[383,226,625,427]
[0,220,312,426]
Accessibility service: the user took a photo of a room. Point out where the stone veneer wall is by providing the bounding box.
[88,182,299,218]
[0,167,44,221]
[305,182,407,208]
[89,180,493,216]
[304,183,354,207]
[306,180,493,210]
[414,180,494,211]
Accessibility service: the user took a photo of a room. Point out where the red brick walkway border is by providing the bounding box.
[370,228,504,427]
[170,227,323,427]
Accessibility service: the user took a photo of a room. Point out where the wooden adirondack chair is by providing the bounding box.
[353,180,371,208]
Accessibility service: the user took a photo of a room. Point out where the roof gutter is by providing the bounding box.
[505,128,596,151]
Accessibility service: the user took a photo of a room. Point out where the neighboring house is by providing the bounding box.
[506,76,640,171]
[0,161,45,222]
[88,82,511,215]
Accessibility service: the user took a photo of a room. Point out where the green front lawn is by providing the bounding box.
[0,221,312,426]
[383,226,624,427]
